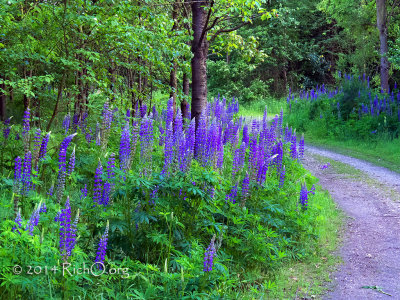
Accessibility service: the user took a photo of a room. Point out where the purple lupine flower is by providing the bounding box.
[195,113,207,158]
[226,183,238,204]
[80,184,88,200]
[102,102,113,129]
[139,117,154,161]
[299,184,308,210]
[152,105,158,120]
[72,114,80,132]
[3,117,11,139]
[12,210,23,234]
[216,132,224,169]
[278,108,284,136]
[140,104,147,118]
[163,122,174,174]
[106,153,116,181]
[240,173,250,207]
[95,222,109,269]
[93,161,103,205]
[320,162,331,170]
[173,108,183,147]
[39,202,47,213]
[67,146,76,176]
[290,134,297,159]
[21,151,32,195]
[242,125,249,145]
[48,185,54,196]
[203,235,216,272]
[62,114,71,134]
[232,142,246,178]
[309,184,316,195]
[22,108,31,137]
[100,182,111,206]
[59,197,75,258]
[14,156,22,194]
[70,210,79,254]
[86,128,94,144]
[56,134,76,202]
[279,165,285,188]
[26,206,40,235]
[299,134,305,160]
[119,122,131,170]
[38,132,50,159]
[159,125,165,146]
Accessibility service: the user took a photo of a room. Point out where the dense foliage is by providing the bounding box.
[208,0,400,100]
[0,98,330,298]
[287,73,400,142]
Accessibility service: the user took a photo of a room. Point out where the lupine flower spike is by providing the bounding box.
[95,221,109,269]
[203,235,216,272]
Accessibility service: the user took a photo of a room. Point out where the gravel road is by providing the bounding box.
[303,146,400,299]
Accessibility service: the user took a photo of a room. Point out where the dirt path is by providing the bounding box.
[303,146,400,299]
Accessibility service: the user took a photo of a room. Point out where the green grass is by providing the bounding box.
[305,136,400,174]
[265,187,343,299]
[239,98,286,118]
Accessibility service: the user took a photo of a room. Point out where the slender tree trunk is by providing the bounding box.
[169,2,179,117]
[169,60,178,116]
[181,72,189,119]
[191,1,209,123]
[0,75,6,121]
[47,74,66,131]
[377,0,389,92]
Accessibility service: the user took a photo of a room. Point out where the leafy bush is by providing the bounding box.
[1,99,327,298]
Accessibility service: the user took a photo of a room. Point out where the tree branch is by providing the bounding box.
[198,0,214,47]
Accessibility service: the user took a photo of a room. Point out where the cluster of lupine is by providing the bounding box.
[58,197,80,259]
[299,183,316,211]
[6,96,311,274]
[289,72,400,122]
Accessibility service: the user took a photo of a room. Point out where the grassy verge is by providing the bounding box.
[265,186,343,299]
[304,136,400,174]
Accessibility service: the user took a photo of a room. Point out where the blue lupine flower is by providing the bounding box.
[203,235,216,272]
[95,222,109,269]
[21,151,32,195]
[38,132,50,159]
[22,108,30,137]
[12,210,23,234]
[299,134,305,160]
[3,117,11,139]
[119,122,131,170]
[299,184,308,210]
[93,161,103,205]
[241,173,250,207]
[26,206,40,235]
[62,114,71,134]
[67,146,76,176]
[279,166,286,188]
[14,156,22,194]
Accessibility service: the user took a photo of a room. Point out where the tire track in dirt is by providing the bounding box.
[303,146,400,299]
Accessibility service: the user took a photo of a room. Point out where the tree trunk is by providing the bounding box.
[181,72,189,119]
[377,0,389,92]
[169,60,178,117]
[46,74,66,131]
[0,75,6,121]
[191,1,209,123]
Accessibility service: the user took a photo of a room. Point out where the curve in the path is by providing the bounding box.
[303,146,400,300]
[306,145,400,193]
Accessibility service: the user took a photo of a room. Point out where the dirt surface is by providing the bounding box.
[303,146,400,300]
